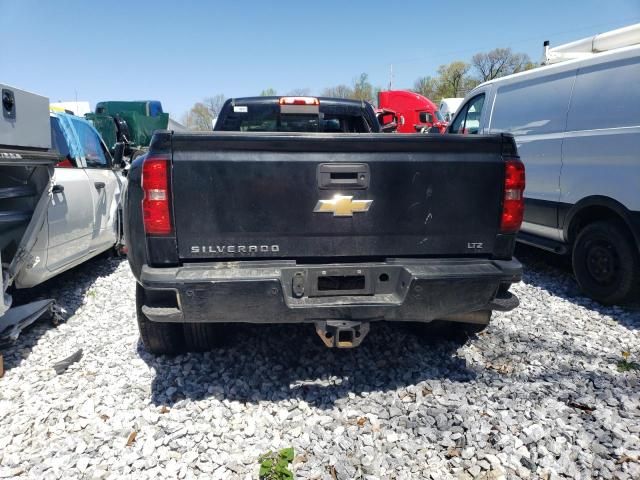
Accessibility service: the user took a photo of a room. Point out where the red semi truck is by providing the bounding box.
[378,90,447,134]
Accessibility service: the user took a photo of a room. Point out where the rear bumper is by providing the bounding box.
[138,258,522,324]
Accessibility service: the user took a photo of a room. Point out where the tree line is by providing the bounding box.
[182,47,536,130]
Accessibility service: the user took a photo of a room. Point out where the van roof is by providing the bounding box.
[467,43,640,96]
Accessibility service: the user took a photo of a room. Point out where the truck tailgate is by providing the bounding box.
[170,133,508,260]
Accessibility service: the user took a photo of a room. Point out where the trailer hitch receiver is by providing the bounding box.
[315,320,370,348]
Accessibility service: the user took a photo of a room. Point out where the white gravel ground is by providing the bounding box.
[1,247,639,480]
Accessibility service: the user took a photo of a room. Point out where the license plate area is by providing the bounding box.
[308,268,372,297]
[318,275,365,291]
[283,265,408,300]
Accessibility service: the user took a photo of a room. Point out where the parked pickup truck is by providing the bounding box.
[125,129,524,354]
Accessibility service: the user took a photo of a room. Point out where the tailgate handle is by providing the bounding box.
[318,163,369,189]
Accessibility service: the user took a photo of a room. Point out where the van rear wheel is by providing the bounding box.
[136,284,185,354]
[572,220,639,305]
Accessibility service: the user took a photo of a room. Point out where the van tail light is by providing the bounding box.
[500,157,525,233]
[142,156,172,235]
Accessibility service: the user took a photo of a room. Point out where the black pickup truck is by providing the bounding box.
[125,97,524,354]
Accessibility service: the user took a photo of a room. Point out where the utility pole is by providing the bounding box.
[388,64,394,90]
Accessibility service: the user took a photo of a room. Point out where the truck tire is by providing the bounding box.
[572,220,640,305]
[411,313,490,343]
[136,284,185,354]
[447,315,490,337]
[183,323,221,352]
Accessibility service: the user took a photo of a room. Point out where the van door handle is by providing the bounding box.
[94,182,106,190]
[52,184,64,194]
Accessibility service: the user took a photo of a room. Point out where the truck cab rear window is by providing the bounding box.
[218,104,370,133]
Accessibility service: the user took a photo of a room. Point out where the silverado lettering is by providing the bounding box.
[190,245,280,254]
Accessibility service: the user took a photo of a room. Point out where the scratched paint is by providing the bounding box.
[424,185,434,225]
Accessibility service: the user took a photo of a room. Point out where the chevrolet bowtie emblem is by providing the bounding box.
[313,195,373,217]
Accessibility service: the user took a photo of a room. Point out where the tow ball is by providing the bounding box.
[315,320,370,348]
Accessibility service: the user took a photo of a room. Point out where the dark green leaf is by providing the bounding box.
[260,459,273,473]
[617,360,640,372]
[279,447,295,462]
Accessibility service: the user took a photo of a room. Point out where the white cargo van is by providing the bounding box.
[439,98,463,122]
[448,24,640,304]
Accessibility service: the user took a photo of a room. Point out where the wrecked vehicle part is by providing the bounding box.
[1,267,11,317]
[0,299,54,348]
[1,162,55,344]
[3,165,55,282]
[52,348,83,374]
[1,84,57,345]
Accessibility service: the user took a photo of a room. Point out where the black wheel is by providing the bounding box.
[457,321,489,336]
[572,220,640,305]
[136,284,185,354]
[183,323,222,352]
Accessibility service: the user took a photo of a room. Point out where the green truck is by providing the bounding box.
[86,100,169,160]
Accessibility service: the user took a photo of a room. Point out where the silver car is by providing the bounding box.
[14,112,125,288]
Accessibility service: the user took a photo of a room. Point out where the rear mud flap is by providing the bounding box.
[315,320,370,348]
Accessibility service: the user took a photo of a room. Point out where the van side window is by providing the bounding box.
[490,72,575,135]
[567,57,640,131]
[450,94,484,134]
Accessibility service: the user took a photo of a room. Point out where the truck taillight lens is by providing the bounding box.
[142,157,172,235]
[500,157,525,233]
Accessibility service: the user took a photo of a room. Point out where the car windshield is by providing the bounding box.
[434,110,444,122]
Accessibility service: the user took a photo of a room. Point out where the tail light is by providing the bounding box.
[142,156,172,235]
[500,157,525,233]
[279,97,320,105]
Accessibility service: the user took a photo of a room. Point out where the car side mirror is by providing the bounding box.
[113,142,126,169]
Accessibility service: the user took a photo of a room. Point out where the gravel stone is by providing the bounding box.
[0,249,638,478]
[522,424,545,444]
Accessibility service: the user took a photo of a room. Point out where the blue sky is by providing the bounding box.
[2,0,639,119]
